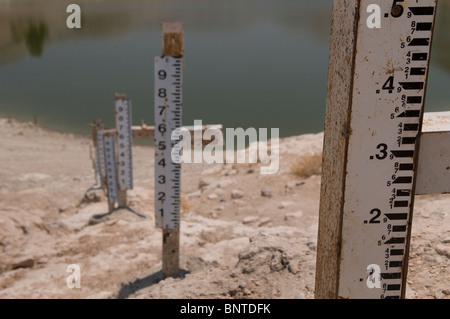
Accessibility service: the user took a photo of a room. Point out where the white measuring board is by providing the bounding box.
[93,151,101,187]
[338,0,437,299]
[96,129,106,181]
[154,56,182,229]
[103,134,118,206]
[115,98,133,190]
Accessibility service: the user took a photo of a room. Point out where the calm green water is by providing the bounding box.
[0,0,449,138]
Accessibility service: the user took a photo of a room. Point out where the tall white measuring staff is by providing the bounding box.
[103,132,119,211]
[115,94,133,208]
[154,22,183,278]
[315,0,439,299]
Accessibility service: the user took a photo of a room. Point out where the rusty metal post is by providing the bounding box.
[117,190,127,208]
[160,21,183,279]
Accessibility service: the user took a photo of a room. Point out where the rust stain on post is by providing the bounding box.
[114,93,127,101]
[162,22,184,58]
[421,111,450,133]
[102,129,117,136]
[162,228,180,278]
[161,21,183,279]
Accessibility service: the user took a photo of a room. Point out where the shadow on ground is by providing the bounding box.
[117,269,189,299]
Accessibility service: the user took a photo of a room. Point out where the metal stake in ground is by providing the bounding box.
[91,120,106,189]
[154,21,184,279]
[115,94,133,208]
[315,0,438,299]
[103,132,119,212]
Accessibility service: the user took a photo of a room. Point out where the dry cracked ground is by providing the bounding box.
[0,118,449,299]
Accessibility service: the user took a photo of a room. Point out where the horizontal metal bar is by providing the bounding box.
[416,112,450,195]
[131,124,223,139]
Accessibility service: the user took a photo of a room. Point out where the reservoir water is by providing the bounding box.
[0,0,449,138]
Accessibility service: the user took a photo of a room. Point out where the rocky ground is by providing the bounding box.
[0,118,448,299]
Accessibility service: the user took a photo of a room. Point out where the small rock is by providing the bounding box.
[209,211,218,219]
[278,201,293,209]
[215,206,225,211]
[270,252,286,272]
[17,173,50,182]
[285,182,296,190]
[421,211,431,219]
[243,288,252,296]
[228,287,238,297]
[198,179,209,189]
[435,245,450,259]
[105,220,118,226]
[442,289,450,296]
[231,189,244,199]
[284,211,303,221]
[12,258,35,270]
[211,188,225,196]
[217,179,233,188]
[243,216,260,225]
[116,219,129,227]
[435,292,445,300]
[306,240,316,251]
[85,291,113,299]
[293,291,305,299]
[441,238,450,244]
[224,169,238,176]
[201,166,222,175]
[288,261,299,274]
[207,194,218,200]
[258,217,272,227]
[58,205,71,213]
[81,190,102,204]
[261,189,273,198]
[247,168,255,174]
[187,190,202,199]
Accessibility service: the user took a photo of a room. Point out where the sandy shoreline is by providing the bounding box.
[0,117,448,299]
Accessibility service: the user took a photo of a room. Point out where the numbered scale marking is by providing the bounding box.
[154,56,182,229]
[104,134,118,205]
[115,98,133,190]
[96,129,107,182]
[339,0,437,299]
[93,146,101,187]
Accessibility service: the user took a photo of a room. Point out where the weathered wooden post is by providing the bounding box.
[154,22,184,278]
[315,0,442,299]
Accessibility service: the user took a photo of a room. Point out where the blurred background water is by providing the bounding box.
[0,0,449,138]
